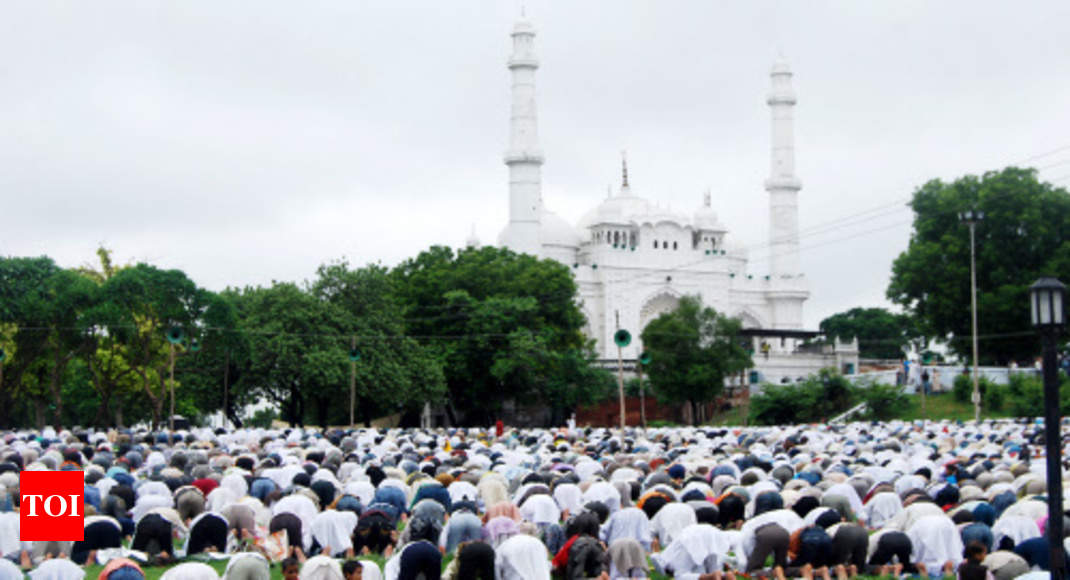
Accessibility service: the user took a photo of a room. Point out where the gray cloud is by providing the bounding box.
[2,1,1069,327]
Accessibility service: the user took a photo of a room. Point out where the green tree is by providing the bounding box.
[174,291,252,426]
[392,246,600,425]
[888,167,1070,364]
[0,256,63,427]
[98,263,212,428]
[234,282,350,427]
[818,307,920,360]
[640,296,752,424]
[309,261,445,426]
[37,269,98,427]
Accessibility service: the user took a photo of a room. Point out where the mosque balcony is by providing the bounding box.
[763,176,802,190]
[503,149,545,164]
[766,89,796,105]
[507,57,539,69]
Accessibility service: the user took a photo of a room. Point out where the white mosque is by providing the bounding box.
[482,16,857,385]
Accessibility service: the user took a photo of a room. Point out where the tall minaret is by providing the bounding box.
[498,16,544,256]
[764,56,808,332]
[765,56,802,279]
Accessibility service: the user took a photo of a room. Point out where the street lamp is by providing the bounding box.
[959,209,984,423]
[1030,276,1066,580]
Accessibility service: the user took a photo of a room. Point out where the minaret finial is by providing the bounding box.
[704,188,711,207]
[621,150,629,189]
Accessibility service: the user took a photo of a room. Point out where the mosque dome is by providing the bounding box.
[577,193,652,230]
[540,208,582,248]
[693,191,721,230]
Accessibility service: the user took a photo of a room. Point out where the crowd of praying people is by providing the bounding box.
[0,418,1067,579]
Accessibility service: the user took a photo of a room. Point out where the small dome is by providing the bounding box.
[577,194,651,230]
[693,206,719,229]
[465,225,481,249]
[693,191,720,230]
[771,55,791,75]
[540,208,581,248]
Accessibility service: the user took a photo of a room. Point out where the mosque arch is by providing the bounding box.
[731,307,766,329]
[639,290,682,332]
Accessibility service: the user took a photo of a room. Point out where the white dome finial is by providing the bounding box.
[465,224,481,249]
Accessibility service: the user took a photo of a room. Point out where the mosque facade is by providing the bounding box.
[485,17,857,384]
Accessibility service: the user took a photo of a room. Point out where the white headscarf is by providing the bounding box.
[299,555,344,580]
[220,473,249,498]
[862,492,903,529]
[600,507,652,552]
[131,493,174,522]
[519,494,560,525]
[28,558,84,580]
[582,481,621,513]
[552,483,583,515]
[906,515,964,572]
[651,502,697,547]
[992,515,1041,548]
[310,510,359,555]
[345,481,376,506]
[0,512,23,559]
[652,523,731,576]
[822,482,864,516]
[495,534,550,580]
[273,493,319,551]
[0,559,22,580]
[358,561,383,580]
[160,562,220,580]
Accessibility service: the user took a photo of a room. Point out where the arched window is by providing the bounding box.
[653,240,658,249]
[613,231,620,245]
[673,241,678,250]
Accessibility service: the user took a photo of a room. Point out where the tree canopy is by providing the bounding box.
[887,167,1070,364]
[391,245,606,425]
[0,244,606,429]
[818,307,921,360]
[640,296,751,424]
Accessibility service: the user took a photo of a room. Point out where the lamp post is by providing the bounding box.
[959,209,984,423]
[348,339,361,428]
[613,329,632,430]
[638,351,651,429]
[1030,276,1066,580]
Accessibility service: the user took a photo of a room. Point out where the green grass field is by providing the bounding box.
[708,392,1016,426]
[79,554,680,579]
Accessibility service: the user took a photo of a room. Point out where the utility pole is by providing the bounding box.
[169,342,176,439]
[222,349,230,429]
[349,335,357,427]
[959,209,984,424]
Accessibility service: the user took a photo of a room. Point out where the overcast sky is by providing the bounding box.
[3,1,1069,327]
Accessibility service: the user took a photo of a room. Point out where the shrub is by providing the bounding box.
[247,407,278,429]
[749,368,856,425]
[859,382,909,420]
[952,373,998,404]
[985,383,1006,411]
[1006,372,1070,418]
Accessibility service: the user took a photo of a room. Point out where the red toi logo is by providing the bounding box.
[20,471,84,541]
